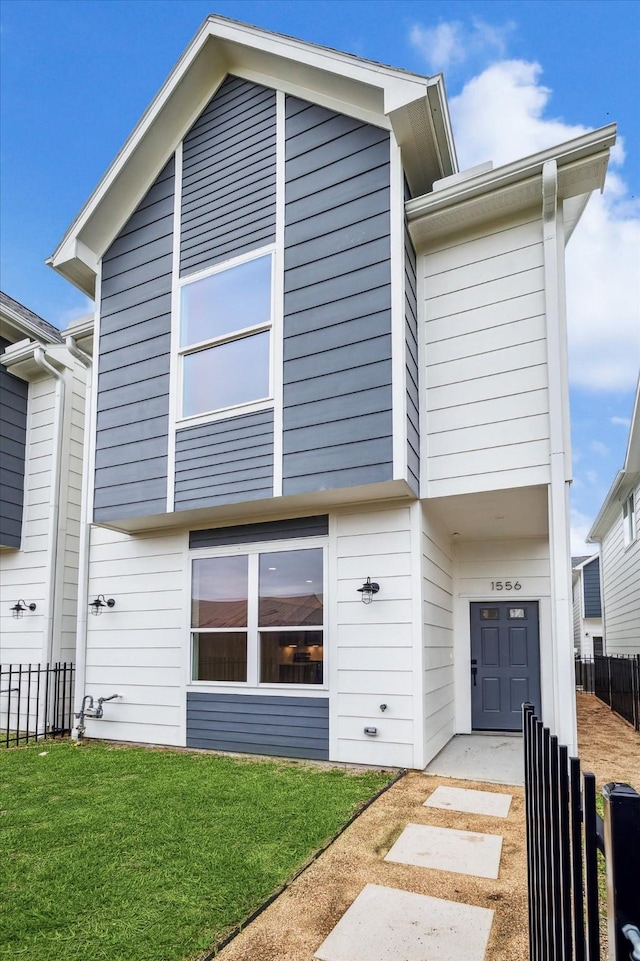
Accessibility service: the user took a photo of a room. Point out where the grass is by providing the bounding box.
[0,740,394,961]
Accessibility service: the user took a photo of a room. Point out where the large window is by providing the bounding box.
[191,546,324,686]
[179,252,272,418]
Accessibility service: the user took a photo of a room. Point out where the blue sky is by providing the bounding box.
[1,0,639,550]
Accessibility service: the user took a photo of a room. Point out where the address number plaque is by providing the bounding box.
[490,580,522,591]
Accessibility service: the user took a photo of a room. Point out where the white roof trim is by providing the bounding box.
[48,15,456,296]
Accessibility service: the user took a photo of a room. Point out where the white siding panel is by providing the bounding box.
[423,212,550,498]
[422,504,455,764]
[84,526,187,745]
[600,482,640,654]
[333,506,417,767]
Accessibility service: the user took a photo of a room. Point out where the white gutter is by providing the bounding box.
[65,335,93,733]
[33,348,65,666]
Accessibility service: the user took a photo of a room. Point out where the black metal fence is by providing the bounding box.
[575,654,640,731]
[0,662,75,748]
[523,703,640,961]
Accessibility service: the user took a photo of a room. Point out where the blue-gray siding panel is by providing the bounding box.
[404,211,420,495]
[282,97,393,496]
[180,76,277,276]
[583,557,602,618]
[94,158,174,523]
[186,692,329,759]
[0,337,28,548]
[174,409,274,512]
[190,515,328,549]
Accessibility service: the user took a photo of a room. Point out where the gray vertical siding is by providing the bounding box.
[174,409,274,511]
[180,76,277,276]
[583,557,602,618]
[282,97,393,495]
[404,195,420,495]
[186,692,329,759]
[95,158,174,521]
[0,338,28,547]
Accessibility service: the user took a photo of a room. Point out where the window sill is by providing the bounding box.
[187,682,329,695]
[177,398,274,432]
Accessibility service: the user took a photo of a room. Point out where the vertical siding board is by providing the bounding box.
[180,76,276,275]
[95,159,174,521]
[186,692,330,759]
[0,337,28,547]
[283,96,393,495]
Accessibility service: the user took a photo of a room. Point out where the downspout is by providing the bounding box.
[33,348,65,667]
[65,336,92,736]
[541,160,578,754]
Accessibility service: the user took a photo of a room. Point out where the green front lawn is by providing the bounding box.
[0,740,393,961]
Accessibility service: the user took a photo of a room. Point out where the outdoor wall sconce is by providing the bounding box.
[90,595,116,616]
[357,577,380,604]
[10,600,36,619]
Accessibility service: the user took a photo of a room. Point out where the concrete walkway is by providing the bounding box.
[314,774,515,961]
[424,734,524,786]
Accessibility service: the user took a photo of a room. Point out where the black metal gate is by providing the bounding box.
[0,662,75,747]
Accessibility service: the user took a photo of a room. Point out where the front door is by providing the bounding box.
[470,601,541,731]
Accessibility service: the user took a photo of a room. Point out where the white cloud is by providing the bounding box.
[570,508,596,556]
[589,440,609,457]
[409,19,514,74]
[611,416,632,426]
[448,60,640,393]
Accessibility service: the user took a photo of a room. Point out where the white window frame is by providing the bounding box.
[623,491,636,547]
[176,245,276,428]
[188,537,328,691]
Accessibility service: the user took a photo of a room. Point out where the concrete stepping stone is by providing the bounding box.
[314,883,493,961]
[384,822,503,879]
[424,785,512,818]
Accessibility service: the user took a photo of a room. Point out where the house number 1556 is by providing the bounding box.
[491,581,521,591]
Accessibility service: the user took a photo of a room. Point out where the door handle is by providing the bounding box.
[471,659,477,686]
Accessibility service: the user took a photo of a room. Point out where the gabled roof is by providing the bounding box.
[0,290,62,345]
[48,15,457,297]
[589,373,640,541]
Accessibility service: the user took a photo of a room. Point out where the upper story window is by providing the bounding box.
[623,491,636,546]
[178,252,273,419]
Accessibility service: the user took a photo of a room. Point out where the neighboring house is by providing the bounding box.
[48,17,616,765]
[588,377,640,655]
[0,291,91,667]
[571,554,603,658]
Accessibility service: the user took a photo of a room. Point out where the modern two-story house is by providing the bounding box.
[48,16,615,766]
[588,376,640,655]
[0,291,90,668]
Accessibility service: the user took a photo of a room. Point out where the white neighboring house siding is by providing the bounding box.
[452,537,553,731]
[58,363,86,664]
[423,211,551,498]
[0,377,56,664]
[82,526,187,745]
[601,479,640,654]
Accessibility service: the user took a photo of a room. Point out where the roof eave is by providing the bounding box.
[49,16,454,296]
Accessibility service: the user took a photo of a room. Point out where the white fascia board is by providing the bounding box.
[573,553,599,573]
[623,376,640,472]
[0,306,59,346]
[49,15,451,297]
[407,125,616,224]
[589,378,640,540]
[588,470,627,542]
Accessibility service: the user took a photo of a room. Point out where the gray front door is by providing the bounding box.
[470,601,541,731]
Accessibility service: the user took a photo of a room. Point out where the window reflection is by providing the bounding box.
[180,255,272,347]
[260,631,323,685]
[191,555,248,628]
[259,549,323,626]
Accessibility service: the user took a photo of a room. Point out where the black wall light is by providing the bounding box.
[357,577,380,604]
[11,600,36,619]
[90,595,116,616]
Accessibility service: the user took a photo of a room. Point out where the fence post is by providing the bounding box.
[602,782,640,960]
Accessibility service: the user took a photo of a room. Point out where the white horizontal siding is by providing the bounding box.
[83,525,187,745]
[422,212,551,498]
[601,484,640,654]
[422,504,454,764]
[333,506,417,767]
[0,378,56,665]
